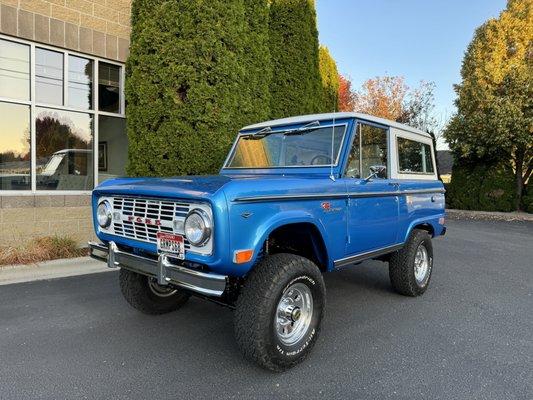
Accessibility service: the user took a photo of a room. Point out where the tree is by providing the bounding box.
[444,0,532,210]
[242,0,272,125]
[398,81,438,133]
[351,75,439,133]
[352,75,408,121]
[319,46,340,112]
[126,0,270,176]
[269,0,325,119]
[338,74,355,112]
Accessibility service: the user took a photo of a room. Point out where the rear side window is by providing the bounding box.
[397,137,434,174]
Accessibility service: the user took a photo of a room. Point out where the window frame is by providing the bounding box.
[392,129,437,180]
[224,122,349,169]
[0,34,126,196]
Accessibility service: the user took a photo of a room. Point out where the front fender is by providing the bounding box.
[228,206,332,276]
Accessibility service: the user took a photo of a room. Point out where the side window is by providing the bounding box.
[345,123,388,179]
[397,137,435,174]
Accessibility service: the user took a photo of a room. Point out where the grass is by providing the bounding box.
[0,236,88,266]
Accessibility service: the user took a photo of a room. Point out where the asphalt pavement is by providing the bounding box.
[1,219,532,400]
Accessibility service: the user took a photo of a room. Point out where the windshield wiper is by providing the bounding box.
[241,126,272,140]
[242,120,321,140]
[282,120,320,136]
[246,121,321,139]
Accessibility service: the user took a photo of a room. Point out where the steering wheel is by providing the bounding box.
[310,155,332,165]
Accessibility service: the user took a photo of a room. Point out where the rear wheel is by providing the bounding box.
[389,229,433,296]
[234,253,326,372]
[119,269,190,315]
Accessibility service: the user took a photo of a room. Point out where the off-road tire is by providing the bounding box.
[234,253,326,372]
[119,269,190,315]
[389,229,433,297]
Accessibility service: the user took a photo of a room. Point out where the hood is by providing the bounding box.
[94,173,339,201]
[94,175,233,200]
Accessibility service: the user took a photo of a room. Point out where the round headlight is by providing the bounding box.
[97,200,112,228]
[184,209,212,247]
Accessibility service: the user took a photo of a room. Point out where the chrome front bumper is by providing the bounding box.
[88,241,227,297]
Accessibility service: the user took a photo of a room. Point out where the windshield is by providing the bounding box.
[41,153,65,176]
[225,125,346,169]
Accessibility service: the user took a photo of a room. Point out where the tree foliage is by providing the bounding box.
[242,0,272,125]
[338,74,355,112]
[269,0,325,119]
[319,46,340,112]
[350,75,438,133]
[446,163,516,212]
[444,0,533,209]
[126,0,270,176]
[353,75,407,121]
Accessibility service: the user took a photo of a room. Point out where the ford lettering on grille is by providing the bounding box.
[110,197,192,249]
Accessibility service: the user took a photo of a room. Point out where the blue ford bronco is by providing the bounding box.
[89,112,446,371]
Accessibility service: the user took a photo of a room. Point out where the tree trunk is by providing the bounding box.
[515,151,524,211]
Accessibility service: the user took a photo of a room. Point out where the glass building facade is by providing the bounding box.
[0,36,127,193]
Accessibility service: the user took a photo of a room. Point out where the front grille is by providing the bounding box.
[111,197,192,248]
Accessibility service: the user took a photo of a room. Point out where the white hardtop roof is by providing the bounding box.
[240,112,432,138]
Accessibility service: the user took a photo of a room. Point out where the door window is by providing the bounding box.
[346,123,388,179]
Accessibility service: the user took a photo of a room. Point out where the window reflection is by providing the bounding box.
[228,126,344,168]
[68,55,93,110]
[0,39,30,101]
[36,48,63,105]
[35,108,93,190]
[0,102,30,190]
[98,62,120,113]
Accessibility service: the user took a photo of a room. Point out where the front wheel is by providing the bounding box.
[119,269,190,315]
[389,229,434,296]
[234,253,326,372]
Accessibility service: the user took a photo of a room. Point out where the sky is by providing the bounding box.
[316,0,507,143]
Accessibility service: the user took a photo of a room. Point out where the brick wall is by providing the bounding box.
[0,0,131,61]
[0,195,96,246]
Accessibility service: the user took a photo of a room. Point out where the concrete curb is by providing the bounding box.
[446,209,533,222]
[0,256,114,286]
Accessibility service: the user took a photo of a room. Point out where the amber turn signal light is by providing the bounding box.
[234,249,254,264]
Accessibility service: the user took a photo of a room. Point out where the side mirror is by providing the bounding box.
[364,165,386,181]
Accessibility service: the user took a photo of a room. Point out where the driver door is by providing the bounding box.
[343,122,399,257]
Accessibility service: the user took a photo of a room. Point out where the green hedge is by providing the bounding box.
[319,45,340,112]
[269,0,325,119]
[523,184,533,213]
[126,0,270,176]
[446,163,516,212]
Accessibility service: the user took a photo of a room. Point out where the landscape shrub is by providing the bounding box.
[522,184,533,213]
[447,163,516,212]
[268,0,325,119]
[126,0,270,176]
[319,45,340,112]
[0,236,86,266]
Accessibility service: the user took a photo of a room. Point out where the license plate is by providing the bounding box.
[157,232,185,259]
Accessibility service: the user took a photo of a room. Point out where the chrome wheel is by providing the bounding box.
[275,282,313,346]
[414,244,430,284]
[148,278,178,297]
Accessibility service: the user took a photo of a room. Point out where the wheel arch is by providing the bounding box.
[265,222,330,272]
[403,217,439,242]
